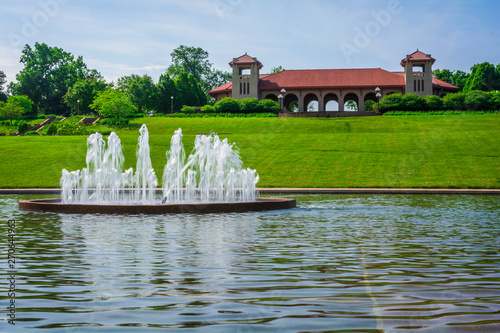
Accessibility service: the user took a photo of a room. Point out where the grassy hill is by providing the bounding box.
[0,114,498,189]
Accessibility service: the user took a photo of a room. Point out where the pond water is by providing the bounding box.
[1,194,499,332]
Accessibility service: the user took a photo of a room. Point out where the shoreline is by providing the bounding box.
[1,188,499,195]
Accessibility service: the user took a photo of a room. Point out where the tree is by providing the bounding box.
[0,95,33,124]
[8,43,100,115]
[90,89,136,122]
[0,70,8,102]
[345,100,358,111]
[166,45,231,102]
[157,73,181,113]
[63,78,109,115]
[118,74,158,113]
[167,45,212,83]
[176,72,200,106]
[433,69,470,91]
[463,62,500,92]
[269,66,284,74]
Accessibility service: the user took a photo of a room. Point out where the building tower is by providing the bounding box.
[230,53,263,100]
[401,50,435,97]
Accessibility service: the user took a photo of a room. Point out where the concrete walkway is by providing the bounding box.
[1,188,499,195]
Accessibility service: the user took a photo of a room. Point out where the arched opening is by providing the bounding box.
[324,93,339,111]
[364,92,377,103]
[265,94,278,102]
[304,93,318,112]
[344,93,359,111]
[283,93,298,112]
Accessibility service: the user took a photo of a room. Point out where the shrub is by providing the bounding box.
[46,123,58,135]
[181,105,196,113]
[17,120,28,133]
[240,98,260,113]
[258,99,281,113]
[402,94,427,111]
[379,94,404,112]
[200,105,215,112]
[214,97,241,112]
[364,100,376,111]
[425,95,444,110]
[56,121,87,135]
[24,131,39,136]
[464,90,494,110]
[443,92,465,110]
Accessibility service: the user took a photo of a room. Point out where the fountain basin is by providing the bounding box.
[19,197,296,214]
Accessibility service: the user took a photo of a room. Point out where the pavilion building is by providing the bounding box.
[208,50,459,112]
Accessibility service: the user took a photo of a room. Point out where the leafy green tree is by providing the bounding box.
[167,45,231,100]
[118,74,158,113]
[63,78,109,115]
[463,62,500,92]
[0,95,33,124]
[90,89,136,122]
[157,74,181,113]
[176,72,200,106]
[214,97,240,112]
[345,100,358,111]
[433,69,469,91]
[188,74,207,106]
[0,70,8,102]
[269,66,284,74]
[8,43,100,115]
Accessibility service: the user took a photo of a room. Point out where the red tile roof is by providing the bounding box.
[401,50,436,66]
[229,53,263,69]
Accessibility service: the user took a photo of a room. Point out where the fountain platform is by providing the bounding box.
[19,197,296,214]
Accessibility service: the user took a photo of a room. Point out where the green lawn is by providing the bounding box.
[1,115,499,189]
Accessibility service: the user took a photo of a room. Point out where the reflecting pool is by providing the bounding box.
[1,194,499,332]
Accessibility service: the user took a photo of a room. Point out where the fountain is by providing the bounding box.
[19,125,295,214]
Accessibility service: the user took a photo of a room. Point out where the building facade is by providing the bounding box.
[209,50,459,112]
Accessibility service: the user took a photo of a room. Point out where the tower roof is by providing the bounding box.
[401,50,436,66]
[229,53,263,69]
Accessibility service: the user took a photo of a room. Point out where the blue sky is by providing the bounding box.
[1,0,500,85]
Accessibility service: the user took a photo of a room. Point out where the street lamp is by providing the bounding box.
[279,88,286,112]
[77,99,80,115]
[278,94,283,113]
[375,87,381,113]
[171,96,174,114]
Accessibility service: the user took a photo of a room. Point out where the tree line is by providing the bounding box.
[433,62,500,92]
[0,43,232,118]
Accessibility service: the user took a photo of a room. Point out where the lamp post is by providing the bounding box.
[77,99,80,115]
[279,88,286,113]
[278,94,283,114]
[170,96,174,114]
[375,87,381,113]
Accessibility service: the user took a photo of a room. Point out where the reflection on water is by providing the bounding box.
[1,194,499,332]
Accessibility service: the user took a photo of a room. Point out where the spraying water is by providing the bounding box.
[61,125,259,204]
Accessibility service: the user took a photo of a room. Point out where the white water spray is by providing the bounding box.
[61,125,259,204]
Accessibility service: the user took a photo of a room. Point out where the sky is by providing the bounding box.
[1,0,500,86]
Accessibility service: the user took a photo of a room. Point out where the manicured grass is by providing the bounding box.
[0,115,498,188]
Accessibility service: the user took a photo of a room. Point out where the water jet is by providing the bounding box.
[19,125,295,214]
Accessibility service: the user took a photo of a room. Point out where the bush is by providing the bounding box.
[181,105,196,113]
[379,93,404,112]
[17,120,28,133]
[24,131,39,136]
[258,99,281,113]
[56,121,87,135]
[214,97,241,112]
[200,105,215,112]
[464,90,494,110]
[364,100,376,111]
[425,95,444,110]
[240,98,260,113]
[46,123,58,135]
[443,92,465,110]
[402,94,427,111]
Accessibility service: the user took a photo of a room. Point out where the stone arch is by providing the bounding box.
[364,92,377,103]
[284,93,298,112]
[304,93,318,112]
[344,92,359,111]
[324,93,339,111]
[264,93,278,102]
